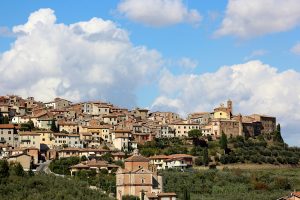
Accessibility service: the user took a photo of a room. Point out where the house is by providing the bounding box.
[278,192,300,200]
[39,131,55,151]
[132,108,149,120]
[103,114,118,125]
[58,121,78,133]
[8,154,33,171]
[112,130,132,151]
[145,193,177,200]
[211,118,241,137]
[53,133,82,148]
[0,124,19,148]
[19,132,41,149]
[70,159,119,175]
[169,123,200,138]
[45,97,71,110]
[149,154,194,170]
[116,150,163,200]
[213,100,233,120]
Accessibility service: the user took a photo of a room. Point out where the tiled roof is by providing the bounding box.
[125,155,149,162]
[0,124,16,129]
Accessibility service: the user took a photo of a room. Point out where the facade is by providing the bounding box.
[116,151,163,200]
[149,154,193,170]
[53,133,82,148]
[0,124,19,148]
[19,132,41,149]
[170,123,200,138]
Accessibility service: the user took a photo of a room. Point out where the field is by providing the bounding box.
[161,167,300,200]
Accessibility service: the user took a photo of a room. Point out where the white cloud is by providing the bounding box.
[244,49,267,61]
[215,0,300,38]
[178,57,198,70]
[151,60,300,145]
[291,42,300,55]
[0,8,163,107]
[116,0,202,27]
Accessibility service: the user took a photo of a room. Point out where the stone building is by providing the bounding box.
[116,150,163,200]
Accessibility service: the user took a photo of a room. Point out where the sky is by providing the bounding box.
[0,0,300,145]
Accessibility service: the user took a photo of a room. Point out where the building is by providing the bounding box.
[116,150,163,200]
[0,124,19,148]
[53,133,82,148]
[170,123,200,138]
[70,160,119,175]
[19,132,41,149]
[149,154,193,170]
[211,118,241,137]
[112,130,132,151]
[213,100,233,120]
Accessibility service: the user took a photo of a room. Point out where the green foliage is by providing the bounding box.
[13,163,25,177]
[102,152,113,163]
[273,124,284,143]
[0,174,113,200]
[188,129,202,139]
[161,169,297,200]
[114,160,124,168]
[81,155,87,161]
[122,195,140,200]
[49,157,80,175]
[0,160,9,178]
[50,119,58,132]
[203,148,209,166]
[2,116,9,124]
[219,132,228,150]
[139,138,187,157]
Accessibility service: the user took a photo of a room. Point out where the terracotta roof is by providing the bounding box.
[125,155,149,162]
[149,155,170,160]
[114,129,131,133]
[19,132,41,136]
[0,124,16,129]
[70,163,89,169]
[157,193,177,197]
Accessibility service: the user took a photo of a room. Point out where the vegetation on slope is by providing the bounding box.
[0,160,112,200]
[161,168,299,200]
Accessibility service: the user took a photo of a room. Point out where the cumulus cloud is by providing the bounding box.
[116,0,202,27]
[0,8,163,107]
[178,57,198,70]
[215,0,300,38]
[291,42,300,55]
[151,60,300,145]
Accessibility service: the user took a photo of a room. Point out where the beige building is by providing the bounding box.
[19,132,41,149]
[213,100,233,120]
[116,151,163,200]
[0,124,19,148]
[170,123,200,138]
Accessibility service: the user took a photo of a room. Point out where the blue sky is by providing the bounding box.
[1,0,300,145]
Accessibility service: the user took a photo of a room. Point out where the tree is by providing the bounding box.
[81,155,88,161]
[219,132,228,151]
[27,120,35,131]
[188,129,202,146]
[122,195,140,200]
[50,119,58,132]
[14,163,25,177]
[3,116,9,124]
[273,123,284,143]
[203,148,209,166]
[0,160,9,178]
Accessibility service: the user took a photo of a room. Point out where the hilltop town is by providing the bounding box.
[0,95,281,199]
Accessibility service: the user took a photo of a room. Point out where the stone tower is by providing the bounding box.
[227,99,233,114]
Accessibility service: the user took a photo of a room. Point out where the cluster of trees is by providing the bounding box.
[161,168,294,200]
[0,160,112,200]
[218,133,300,165]
[0,115,9,124]
[49,156,121,194]
[139,137,188,157]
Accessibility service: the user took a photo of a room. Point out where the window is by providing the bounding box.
[42,138,45,141]
[8,137,11,140]
[141,178,145,183]
[8,131,11,134]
